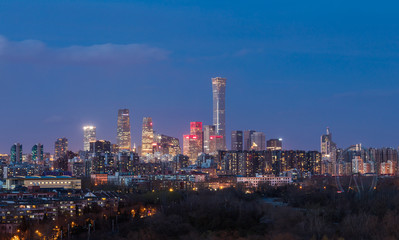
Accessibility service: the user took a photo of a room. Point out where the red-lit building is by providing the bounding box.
[183,122,204,164]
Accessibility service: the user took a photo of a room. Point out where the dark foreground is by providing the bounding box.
[8,178,399,240]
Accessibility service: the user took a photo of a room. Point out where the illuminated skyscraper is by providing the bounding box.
[83,126,96,151]
[117,109,131,151]
[10,143,22,164]
[55,137,68,160]
[320,127,337,175]
[212,77,226,150]
[183,122,204,163]
[32,143,44,162]
[141,117,154,156]
[231,131,243,151]
[203,125,216,154]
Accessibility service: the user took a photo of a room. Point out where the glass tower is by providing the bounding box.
[141,117,154,156]
[83,126,96,151]
[212,77,226,150]
[117,109,132,151]
[32,143,44,162]
[11,143,22,164]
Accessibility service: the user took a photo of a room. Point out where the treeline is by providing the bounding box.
[14,178,399,240]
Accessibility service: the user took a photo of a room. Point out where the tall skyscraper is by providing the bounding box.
[212,77,226,150]
[231,131,243,151]
[10,143,22,164]
[83,126,96,151]
[267,139,283,150]
[243,130,255,151]
[32,143,44,162]
[203,125,216,154]
[117,109,132,151]
[251,132,266,151]
[55,137,68,160]
[321,127,337,175]
[141,117,154,156]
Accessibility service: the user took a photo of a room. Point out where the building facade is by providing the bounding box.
[54,138,68,160]
[141,117,154,156]
[83,126,96,151]
[117,109,131,151]
[212,77,226,150]
[231,130,243,151]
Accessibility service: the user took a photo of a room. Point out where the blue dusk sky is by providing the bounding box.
[1,0,399,153]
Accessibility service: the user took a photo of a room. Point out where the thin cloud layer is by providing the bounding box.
[0,36,169,65]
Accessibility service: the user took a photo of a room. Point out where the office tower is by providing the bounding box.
[32,143,44,162]
[209,135,224,154]
[154,134,181,156]
[231,131,243,151]
[90,140,111,153]
[251,132,265,151]
[203,125,216,154]
[141,117,154,156]
[83,125,96,151]
[190,122,203,151]
[54,137,68,160]
[267,139,283,151]
[117,109,132,151]
[10,143,22,164]
[320,127,337,175]
[243,130,255,151]
[212,77,226,150]
[183,122,204,163]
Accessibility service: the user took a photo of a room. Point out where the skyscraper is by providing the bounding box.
[83,126,96,151]
[183,122,204,163]
[243,130,255,151]
[32,143,44,162]
[251,132,266,151]
[203,125,216,154]
[231,131,243,151]
[10,143,22,164]
[117,109,131,151]
[320,127,337,175]
[55,137,68,160]
[212,77,226,150]
[267,139,283,150]
[141,117,154,156]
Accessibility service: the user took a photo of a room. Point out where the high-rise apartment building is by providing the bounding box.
[10,143,22,164]
[267,139,283,151]
[83,126,96,151]
[203,125,216,154]
[141,117,154,156]
[55,137,68,160]
[212,77,226,150]
[117,109,131,151]
[32,143,44,162]
[251,132,266,151]
[243,130,255,151]
[231,131,243,151]
[90,140,111,153]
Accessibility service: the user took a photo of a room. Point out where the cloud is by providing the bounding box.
[0,35,169,65]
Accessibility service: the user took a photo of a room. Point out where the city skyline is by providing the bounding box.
[2,1,399,153]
